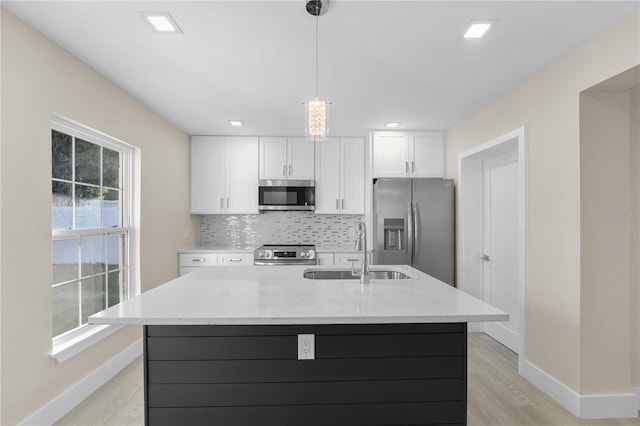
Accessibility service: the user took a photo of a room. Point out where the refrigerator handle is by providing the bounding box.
[407,201,414,265]
[412,202,420,261]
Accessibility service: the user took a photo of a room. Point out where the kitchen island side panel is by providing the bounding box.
[144,323,467,426]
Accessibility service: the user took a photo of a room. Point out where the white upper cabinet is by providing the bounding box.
[286,137,315,180]
[315,138,365,214]
[259,137,315,180]
[372,131,444,178]
[410,132,445,177]
[191,136,258,214]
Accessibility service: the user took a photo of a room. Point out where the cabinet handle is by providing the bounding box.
[336,199,339,210]
[341,199,345,209]
[288,165,293,176]
[412,161,416,173]
[191,258,207,263]
[282,165,286,176]
[228,258,243,262]
[405,161,409,174]
[346,258,360,262]
[220,198,224,209]
[227,198,230,208]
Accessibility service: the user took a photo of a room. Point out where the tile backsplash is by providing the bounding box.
[200,212,364,249]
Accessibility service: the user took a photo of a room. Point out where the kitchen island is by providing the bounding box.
[90,265,507,426]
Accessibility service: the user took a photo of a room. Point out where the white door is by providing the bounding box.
[287,137,315,180]
[226,137,259,214]
[340,138,365,214]
[372,131,409,178]
[482,149,520,353]
[411,132,444,178]
[314,138,340,213]
[259,136,288,180]
[190,136,226,214]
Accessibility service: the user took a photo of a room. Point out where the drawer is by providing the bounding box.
[333,253,372,267]
[219,253,253,266]
[179,253,218,267]
[333,253,363,267]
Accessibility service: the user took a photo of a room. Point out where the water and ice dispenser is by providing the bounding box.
[383,218,404,250]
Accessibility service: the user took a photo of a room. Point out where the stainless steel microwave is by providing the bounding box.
[258,180,315,211]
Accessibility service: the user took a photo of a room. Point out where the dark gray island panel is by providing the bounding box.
[144,323,468,426]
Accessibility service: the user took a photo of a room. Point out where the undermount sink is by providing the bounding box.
[303,268,411,280]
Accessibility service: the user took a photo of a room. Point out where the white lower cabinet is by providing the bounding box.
[179,251,253,276]
[334,253,365,267]
[219,253,253,266]
[179,253,218,276]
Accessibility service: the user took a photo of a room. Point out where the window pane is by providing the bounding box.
[81,275,105,324]
[52,130,72,180]
[75,184,102,229]
[103,148,120,188]
[75,138,101,185]
[107,271,121,307]
[53,281,79,336]
[106,234,122,270]
[52,181,73,230]
[80,235,105,277]
[52,238,79,284]
[103,189,120,228]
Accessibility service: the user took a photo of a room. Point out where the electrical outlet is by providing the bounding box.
[297,334,315,360]
[348,227,355,237]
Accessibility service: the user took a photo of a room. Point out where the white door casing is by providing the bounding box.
[458,127,526,370]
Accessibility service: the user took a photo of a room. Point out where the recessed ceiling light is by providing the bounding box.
[385,122,400,128]
[228,120,244,127]
[141,12,183,34]
[464,22,492,39]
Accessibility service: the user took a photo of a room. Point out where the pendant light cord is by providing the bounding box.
[315,2,319,98]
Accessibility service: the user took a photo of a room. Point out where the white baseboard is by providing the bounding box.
[21,338,143,426]
[520,360,639,419]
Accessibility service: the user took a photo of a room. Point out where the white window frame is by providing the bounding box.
[50,116,137,363]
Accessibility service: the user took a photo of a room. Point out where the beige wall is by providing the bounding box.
[0,9,198,424]
[579,90,631,394]
[446,11,639,393]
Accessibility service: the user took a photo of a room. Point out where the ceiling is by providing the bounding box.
[3,1,639,137]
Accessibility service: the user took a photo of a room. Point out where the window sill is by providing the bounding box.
[50,324,124,364]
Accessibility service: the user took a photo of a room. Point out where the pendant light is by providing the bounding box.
[305,0,329,141]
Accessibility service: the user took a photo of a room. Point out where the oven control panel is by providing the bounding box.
[254,245,316,265]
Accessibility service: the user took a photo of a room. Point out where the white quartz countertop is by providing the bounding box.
[89,265,508,326]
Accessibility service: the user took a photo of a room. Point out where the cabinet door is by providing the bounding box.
[316,253,334,266]
[372,132,410,178]
[226,137,259,214]
[340,138,365,214]
[314,139,340,214]
[411,132,444,177]
[259,137,288,180]
[287,137,315,180]
[191,136,226,214]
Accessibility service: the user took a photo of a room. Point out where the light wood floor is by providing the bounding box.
[56,333,639,426]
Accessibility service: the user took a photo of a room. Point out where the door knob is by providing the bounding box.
[481,254,490,262]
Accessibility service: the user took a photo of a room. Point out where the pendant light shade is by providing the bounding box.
[305,0,329,141]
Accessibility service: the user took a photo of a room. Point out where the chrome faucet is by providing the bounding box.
[352,221,370,284]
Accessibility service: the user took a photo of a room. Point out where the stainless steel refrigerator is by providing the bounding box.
[373,178,455,285]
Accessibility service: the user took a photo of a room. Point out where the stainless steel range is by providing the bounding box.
[253,244,317,266]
